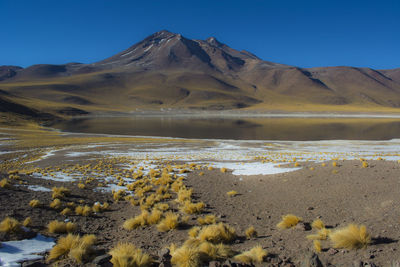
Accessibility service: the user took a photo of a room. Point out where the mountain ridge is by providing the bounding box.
[1,30,400,118]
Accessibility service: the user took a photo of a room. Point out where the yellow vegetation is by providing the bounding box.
[0,179,10,188]
[52,186,70,199]
[109,242,153,267]
[233,245,267,264]
[61,208,72,216]
[188,227,200,238]
[29,199,41,208]
[313,240,322,253]
[157,212,179,232]
[362,161,369,168]
[23,217,32,227]
[332,161,338,167]
[197,223,236,244]
[197,215,217,225]
[180,201,205,214]
[307,227,331,240]
[311,219,325,230]
[0,217,21,233]
[50,198,62,210]
[330,224,371,249]
[226,190,238,197]
[220,168,227,173]
[245,226,257,239]
[75,205,92,216]
[276,214,302,229]
[47,220,77,234]
[47,234,96,263]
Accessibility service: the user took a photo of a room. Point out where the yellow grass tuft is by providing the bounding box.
[220,168,227,173]
[313,240,322,253]
[208,166,213,171]
[29,199,41,208]
[77,183,85,189]
[47,220,77,234]
[75,205,92,216]
[245,226,257,239]
[330,224,371,249]
[276,214,302,229]
[0,178,11,188]
[362,161,369,168]
[109,242,152,267]
[23,217,32,227]
[177,188,193,203]
[61,208,72,216]
[332,161,338,167]
[233,245,267,264]
[50,198,62,210]
[197,215,217,225]
[180,201,205,214]
[52,186,70,199]
[198,241,234,261]
[157,212,179,232]
[226,190,238,197]
[307,228,331,240]
[197,223,236,244]
[147,209,163,225]
[188,226,200,238]
[0,217,21,233]
[47,234,96,263]
[311,219,325,230]
[170,243,202,267]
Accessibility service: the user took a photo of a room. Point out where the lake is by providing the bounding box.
[50,116,400,141]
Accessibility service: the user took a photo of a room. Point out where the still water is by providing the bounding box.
[50,116,400,141]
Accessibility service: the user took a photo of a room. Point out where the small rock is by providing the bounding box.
[209,261,221,267]
[353,260,363,267]
[92,254,112,266]
[21,261,46,267]
[301,252,323,267]
[159,248,171,260]
[308,207,314,210]
[295,222,311,231]
[327,248,338,255]
[365,263,377,267]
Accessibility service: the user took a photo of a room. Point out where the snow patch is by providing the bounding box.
[26,185,52,192]
[0,234,55,266]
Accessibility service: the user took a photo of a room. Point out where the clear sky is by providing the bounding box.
[1,0,399,69]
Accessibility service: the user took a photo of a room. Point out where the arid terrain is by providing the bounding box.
[1,123,400,266]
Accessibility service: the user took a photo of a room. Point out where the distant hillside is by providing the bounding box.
[1,30,400,117]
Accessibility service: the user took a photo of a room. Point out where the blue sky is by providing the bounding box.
[1,0,399,69]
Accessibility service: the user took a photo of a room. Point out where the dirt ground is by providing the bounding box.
[1,157,400,266]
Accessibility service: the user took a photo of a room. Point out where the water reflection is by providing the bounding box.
[50,116,400,141]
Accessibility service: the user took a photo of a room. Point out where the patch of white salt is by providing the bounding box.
[0,234,55,266]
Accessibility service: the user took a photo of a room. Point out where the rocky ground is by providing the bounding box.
[1,155,400,266]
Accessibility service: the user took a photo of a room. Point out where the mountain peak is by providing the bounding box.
[206,37,224,47]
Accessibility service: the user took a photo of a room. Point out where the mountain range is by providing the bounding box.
[1,30,400,120]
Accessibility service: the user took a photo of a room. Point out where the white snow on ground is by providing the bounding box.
[0,234,55,267]
[32,172,76,182]
[25,149,57,164]
[209,161,301,176]
[26,185,52,192]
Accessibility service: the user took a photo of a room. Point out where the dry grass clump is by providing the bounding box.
[47,220,77,234]
[226,190,238,197]
[0,178,11,188]
[77,183,85,189]
[245,226,257,239]
[52,186,70,199]
[362,161,369,168]
[197,215,217,225]
[123,211,150,230]
[29,199,41,208]
[313,240,322,253]
[61,208,72,216]
[220,168,227,173]
[330,224,371,249]
[0,217,22,233]
[188,226,201,238]
[23,217,32,227]
[50,198,62,210]
[75,205,92,216]
[47,234,96,263]
[197,223,236,244]
[170,243,202,267]
[157,212,179,232]
[92,202,109,213]
[311,219,325,230]
[233,245,267,264]
[109,242,153,267]
[307,228,331,240]
[276,214,302,229]
[177,188,193,203]
[332,161,338,167]
[180,201,205,214]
